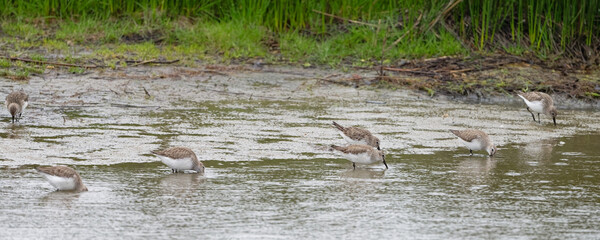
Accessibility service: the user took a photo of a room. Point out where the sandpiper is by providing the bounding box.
[332,121,380,150]
[517,91,557,126]
[36,166,88,192]
[331,144,388,169]
[450,129,497,156]
[5,90,28,123]
[152,147,205,173]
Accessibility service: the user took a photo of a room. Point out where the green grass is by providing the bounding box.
[0,18,465,69]
[0,59,10,68]
[1,0,597,59]
[280,27,465,66]
[0,0,597,89]
[0,21,43,40]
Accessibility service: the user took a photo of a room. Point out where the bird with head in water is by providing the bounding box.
[450,129,497,157]
[517,91,558,126]
[331,144,388,169]
[5,90,28,123]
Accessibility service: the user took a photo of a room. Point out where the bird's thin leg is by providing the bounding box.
[353,162,356,170]
[537,113,541,124]
[469,149,473,156]
[527,107,536,122]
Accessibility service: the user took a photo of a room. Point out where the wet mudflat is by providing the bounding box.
[0,66,599,238]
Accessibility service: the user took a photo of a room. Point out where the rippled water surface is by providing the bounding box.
[0,67,599,239]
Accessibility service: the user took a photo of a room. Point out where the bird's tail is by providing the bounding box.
[332,121,345,131]
[151,150,162,155]
[330,144,344,151]
[35,167,48,174]
[449,130,460,136]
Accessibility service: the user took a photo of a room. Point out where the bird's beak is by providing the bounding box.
[553,117,556,126]
[382,155,388,169]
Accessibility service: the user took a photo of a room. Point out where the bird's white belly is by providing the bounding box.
[342,152,375,165]
[461,139,483,151]
[339,132,367,145]
[159,156,193,170]
[41,174,77,191]
[21,101,28,113]
[524,99,544,113]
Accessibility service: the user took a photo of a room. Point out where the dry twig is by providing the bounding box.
[143,87,151,97]
[127,59,180,66]
[0,56,98,68]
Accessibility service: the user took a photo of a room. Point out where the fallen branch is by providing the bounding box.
[312,9,378,27]
[382,67,437,76]
[131,59,157,67]
[0,56,98,68]
[127,59,180,66]
[447,68,474,73]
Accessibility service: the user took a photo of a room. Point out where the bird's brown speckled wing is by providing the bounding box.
[152,147,197,159]
[6,91,28,103]
[450,129,485,142]
[538,92,553,105]
[343,127,372,141]
[331,144,373,154]
[36,166,78,178]
[519,92,544,102]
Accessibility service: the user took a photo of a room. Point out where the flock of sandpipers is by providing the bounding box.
[4,89,558,192]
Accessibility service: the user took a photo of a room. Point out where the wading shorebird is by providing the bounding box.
[332,121,380,150]
[331,144,388,169]
[450,129,497,156]
[517,91,557,126]
[5,90,28,123]
[152,147,205,173]
[36,166,88,192]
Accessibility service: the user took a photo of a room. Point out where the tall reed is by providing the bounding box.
[0,0,598,57]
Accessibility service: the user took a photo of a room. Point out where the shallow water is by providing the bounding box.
[1,135,599,239]
[0,66,599,238]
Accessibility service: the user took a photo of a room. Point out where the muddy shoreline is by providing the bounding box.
[0,65,599,167]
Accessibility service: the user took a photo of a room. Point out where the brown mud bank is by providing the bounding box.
[329,55,600,107]
[2,50,599,107]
